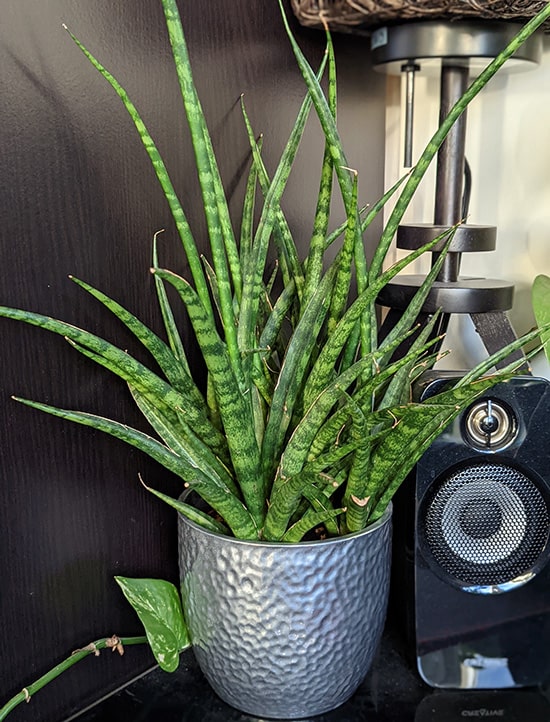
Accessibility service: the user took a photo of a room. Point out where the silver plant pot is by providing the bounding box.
[178,504,392,719]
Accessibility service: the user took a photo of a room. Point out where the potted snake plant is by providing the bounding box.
[1,0,549,718]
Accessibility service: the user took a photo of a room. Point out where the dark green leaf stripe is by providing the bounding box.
[153,231,192,377]
[303,232,449,408]
[281,508,344,543]
[13,396,258,539]
[240,97,304,297]
[261,268,336,485]
[138,479,229,535]
[152,268,265,526]
[237,76,319,373]
[70,275,194,397]
[162,0,242,379]
[129,385,238,497]
[0,305,228,460]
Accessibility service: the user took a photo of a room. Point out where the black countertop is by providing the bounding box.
[70,628,550,722]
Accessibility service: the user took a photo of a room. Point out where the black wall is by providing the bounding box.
[0,1,386,719]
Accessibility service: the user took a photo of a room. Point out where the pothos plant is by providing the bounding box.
[1,0,550,718]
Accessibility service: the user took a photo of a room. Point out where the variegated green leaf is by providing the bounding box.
[152,268,264,526]
[115,576,189,672]
[162,0,242,380]
[63,24,212,320]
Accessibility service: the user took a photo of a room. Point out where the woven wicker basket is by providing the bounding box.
[291,0,550,33]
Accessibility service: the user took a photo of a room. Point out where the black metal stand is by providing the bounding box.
[371,21,541,369]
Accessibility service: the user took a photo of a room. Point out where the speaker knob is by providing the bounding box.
[464,399,517,450]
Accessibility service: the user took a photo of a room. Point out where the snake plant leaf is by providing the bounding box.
[201,256,223,323]
[278,355,379,483]
[129,386,238,497]
[258,282,297,358]
[152,268,265,526]
[532,274,550,363]
[69,275,193,396]
[366,377,505,522]
[342,395,373,533]
[298,330,438,467]
[0,305,228,462]
[264,472,328,541]
[12,395,258,538]
[237,55,326,373]
[302,443,357,479]
[239,97,304,297]
[300,484,341,536]
[260,268,336,484]
[239,132,261,273]
[12,396,196,480]
[277,0,353,212]
[278,5,374,352]
[115,576,190,673]
[327,170,358,336]
[303,231,452,409]
[378,310,443,410]
[457,323,549,386]
[375,237,452,366]
[162,0,242,381]
[65,338,231,467]
[63,26,212,323]
[247,282,297,407]
[303,26,337,311]
[152,231,192,377]
[138,478,229,535]
[281,507,345,543]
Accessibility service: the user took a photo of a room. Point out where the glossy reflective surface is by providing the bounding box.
[414,377,550,689]
[72,632,550,722]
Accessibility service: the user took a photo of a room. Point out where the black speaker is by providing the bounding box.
[410,374,550,689]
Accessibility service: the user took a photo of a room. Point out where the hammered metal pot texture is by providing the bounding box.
[177,505,392,719]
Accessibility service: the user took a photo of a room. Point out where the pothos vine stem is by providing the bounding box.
[0,635,148,720]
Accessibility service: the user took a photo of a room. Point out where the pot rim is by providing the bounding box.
[178,493,392,549]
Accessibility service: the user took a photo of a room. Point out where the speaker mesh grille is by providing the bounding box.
[422,463,550,588]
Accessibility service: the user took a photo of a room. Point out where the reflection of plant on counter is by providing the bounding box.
[1,0,550,718]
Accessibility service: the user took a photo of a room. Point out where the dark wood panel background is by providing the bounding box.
[0,1,387,719]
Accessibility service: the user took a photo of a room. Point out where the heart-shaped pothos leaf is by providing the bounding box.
[115,576,190,672]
